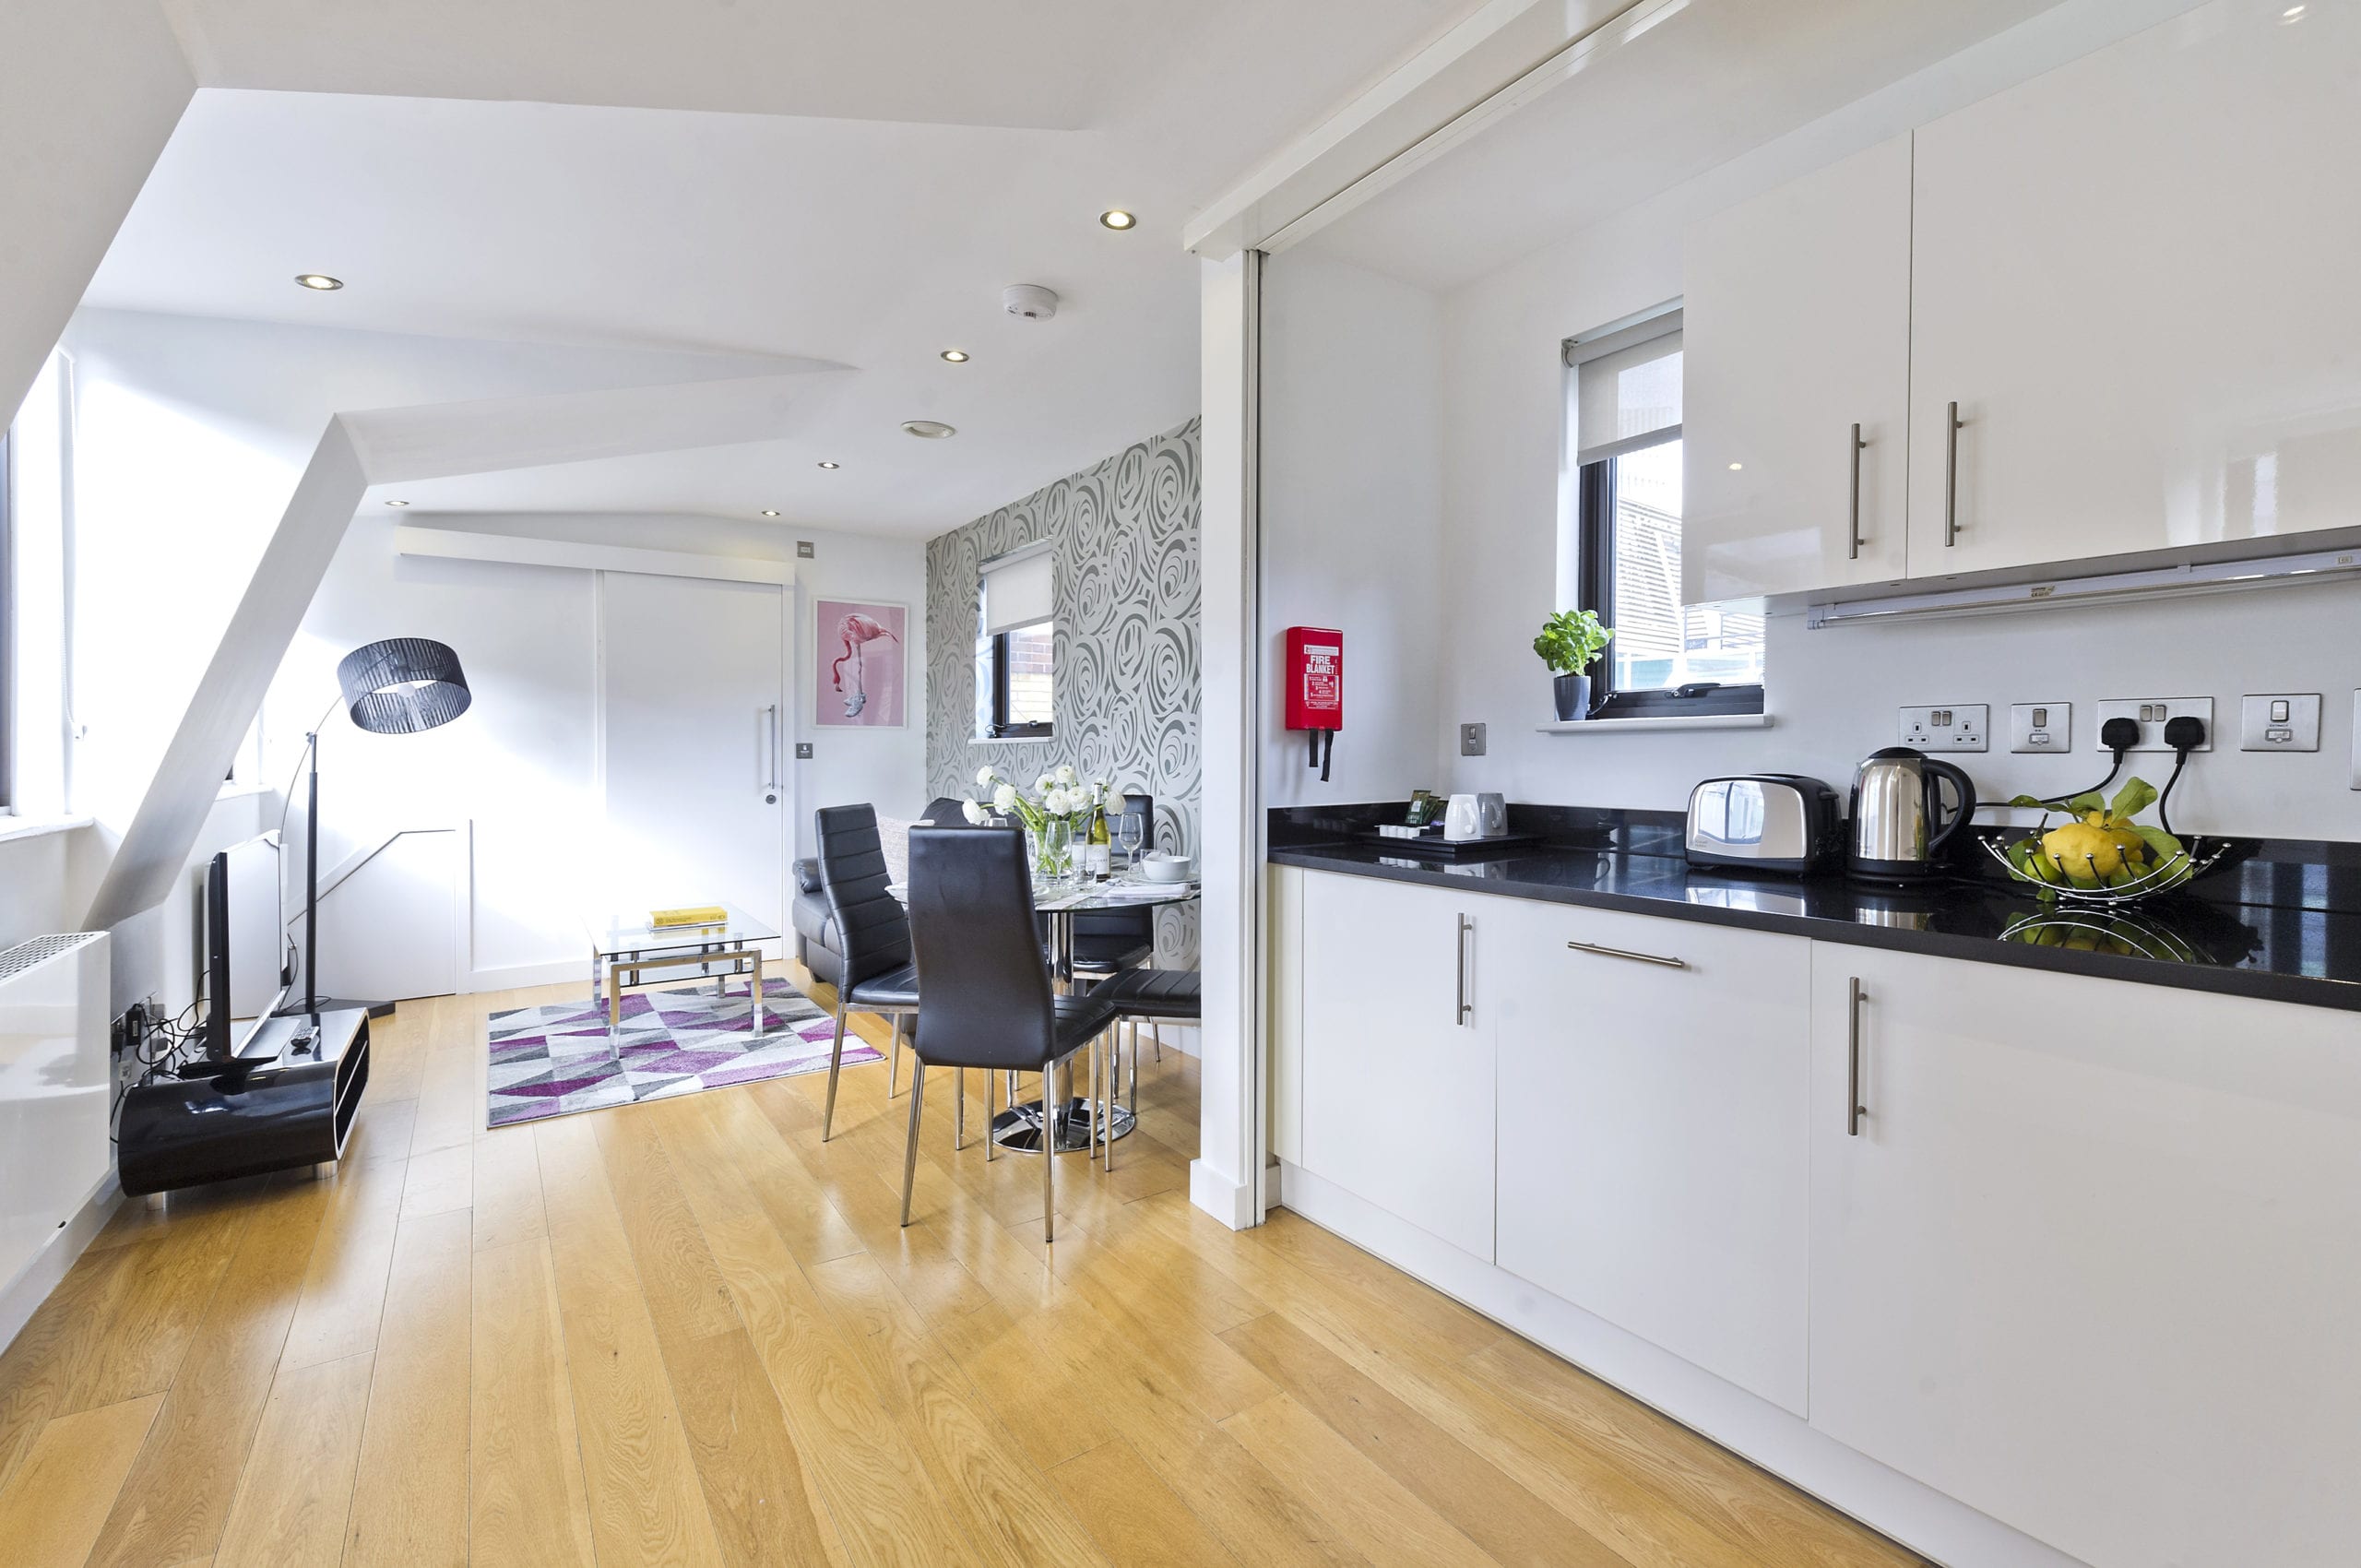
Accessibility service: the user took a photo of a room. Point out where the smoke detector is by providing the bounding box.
[1003,284,1060,322]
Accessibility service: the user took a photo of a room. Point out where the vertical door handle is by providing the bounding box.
[760,704,780,800]
[1942,401,1964,548]
[1846,978,1869,1135]
[1454,914,1474,1027]
[1847,422,1866,560]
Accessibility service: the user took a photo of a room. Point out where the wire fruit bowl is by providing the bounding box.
[1982,832,2231,906]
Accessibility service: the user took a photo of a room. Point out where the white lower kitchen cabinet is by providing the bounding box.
[1493,900,1811,1412]
[1809,943,2361,1567]
[1298,870,1496,1260]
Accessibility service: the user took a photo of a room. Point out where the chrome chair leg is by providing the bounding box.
[898,1055,926,1227]
[1128,1017,1140,1120]
[955,1066,966,1150]
[888,1015,903,1099]
[821,1005,849,1141]
[1103,1027,1118,1173]
[1040,1065,1056,1243]
[1151,1020,1162,1062]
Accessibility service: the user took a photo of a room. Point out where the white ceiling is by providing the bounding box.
[1299,0,2067,292]
[85,0,1464,536]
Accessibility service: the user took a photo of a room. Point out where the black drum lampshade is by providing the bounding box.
[337,637,471,735]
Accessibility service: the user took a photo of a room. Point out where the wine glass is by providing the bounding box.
[1117,811,1145,871]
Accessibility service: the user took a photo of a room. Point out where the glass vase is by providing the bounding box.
[1031,819,1074,883]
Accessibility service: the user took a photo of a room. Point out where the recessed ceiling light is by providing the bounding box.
[1099,208,1137,231]
[817,460,841,469]
[902,420,957,440]
[2282,4,2306,18]
[383,498,409,506]
[940,349,969,363]
[294,273,344,291]
[760,508,781,517]
[1727,462,1744,471]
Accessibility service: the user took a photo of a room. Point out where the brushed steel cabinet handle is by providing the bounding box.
[1847,422,1866,561]
[1847,978,1869,1136]
[1564,939,1687,970]
[1455,914,1474,1027]
[1942,401,1964,548]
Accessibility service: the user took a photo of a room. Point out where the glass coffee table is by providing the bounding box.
[586,905,778,1041]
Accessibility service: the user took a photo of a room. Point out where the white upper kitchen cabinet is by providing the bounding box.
[1809,943,2361,1568]
[1683,135,1913,602]
[1494,901,1811,1411]
[1298,870,1496,1261]
[1906,0,2361,577]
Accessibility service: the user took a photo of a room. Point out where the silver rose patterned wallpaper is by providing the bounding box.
[925,418,1201,966]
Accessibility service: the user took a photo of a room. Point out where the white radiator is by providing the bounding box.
[0,932,112,1306]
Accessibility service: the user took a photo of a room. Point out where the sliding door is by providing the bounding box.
[599,571,788,936]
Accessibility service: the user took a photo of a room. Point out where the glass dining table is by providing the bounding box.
[886,870,1200,1154]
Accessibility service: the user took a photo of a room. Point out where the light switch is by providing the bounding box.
[1460,722,1487,756]
[2010,702,2070,754]
[794,742,813,760]
[2239,694,2319,752]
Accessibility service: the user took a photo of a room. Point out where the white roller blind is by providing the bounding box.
[1573,323,1681,466]
[981,543,1053,636]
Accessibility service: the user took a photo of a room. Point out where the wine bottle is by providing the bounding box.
[1087,801,1111,877]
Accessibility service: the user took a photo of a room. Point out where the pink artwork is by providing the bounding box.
[815,599,907,728]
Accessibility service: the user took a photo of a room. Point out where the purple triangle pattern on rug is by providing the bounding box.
[485,977,881,1129]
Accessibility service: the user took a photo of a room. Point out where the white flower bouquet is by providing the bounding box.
[964,765,1110,879]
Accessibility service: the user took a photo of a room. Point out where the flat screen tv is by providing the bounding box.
[202,849,287,1061]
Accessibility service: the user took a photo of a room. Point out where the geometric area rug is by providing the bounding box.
[486,977,884,1129]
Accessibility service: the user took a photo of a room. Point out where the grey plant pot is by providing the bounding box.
[1553,672,1593,722]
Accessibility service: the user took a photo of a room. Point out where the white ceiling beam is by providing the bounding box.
[393,525,795,587]
[0,0,194,427]
[1182,0,1663,260]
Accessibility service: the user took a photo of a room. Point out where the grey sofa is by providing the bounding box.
[793,798,975,984]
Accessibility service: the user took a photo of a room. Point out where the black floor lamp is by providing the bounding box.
[281,636,471,1021]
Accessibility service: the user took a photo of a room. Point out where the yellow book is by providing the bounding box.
[649,905,729,928]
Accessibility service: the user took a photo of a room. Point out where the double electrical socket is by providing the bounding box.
[2094,697,2214,752]
[1898,704,1987,752]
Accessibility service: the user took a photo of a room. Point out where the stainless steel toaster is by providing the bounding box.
[1685,775,1841,874]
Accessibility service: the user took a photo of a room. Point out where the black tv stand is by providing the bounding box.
[117,1007,372,1196]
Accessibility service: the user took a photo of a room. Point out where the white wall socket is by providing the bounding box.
[2093,697,2214,752]
[1900,704,1987,752]
[2009,702,2071,754]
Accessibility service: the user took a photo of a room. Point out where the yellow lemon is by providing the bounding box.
[2041,821,2126,878]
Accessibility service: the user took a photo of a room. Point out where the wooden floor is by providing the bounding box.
[0,969,1924,1568]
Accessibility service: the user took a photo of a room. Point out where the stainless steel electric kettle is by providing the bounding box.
[1847,746,1975,881]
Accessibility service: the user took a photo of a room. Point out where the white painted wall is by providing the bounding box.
[270,509,924,991]
[1261,0,2361,841]
[1258,248,1449,807]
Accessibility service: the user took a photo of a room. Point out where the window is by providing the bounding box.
[979,541,1054,740]
[989,621,1055,739]
[1565,307,1764,719]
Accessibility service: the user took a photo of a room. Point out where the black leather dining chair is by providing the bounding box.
[904,826,1117,1242]
[1082,967,1199,1170]
[813,804,922,1141]
[1067,792,1157,981]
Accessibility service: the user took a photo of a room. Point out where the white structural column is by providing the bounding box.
[1192,251,1264,1229]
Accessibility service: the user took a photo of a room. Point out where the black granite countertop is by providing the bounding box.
[1269,803,2361,1014]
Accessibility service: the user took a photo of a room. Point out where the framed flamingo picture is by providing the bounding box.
[814,598,908,728]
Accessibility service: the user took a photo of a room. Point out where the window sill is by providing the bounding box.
[1535,713,1774,735]
[0,814,96,846]
[974,735,1056,746]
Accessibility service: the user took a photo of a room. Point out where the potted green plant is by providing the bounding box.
[1533,609,1613,720]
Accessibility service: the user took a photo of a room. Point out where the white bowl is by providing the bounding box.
[1139,855,1194,884]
